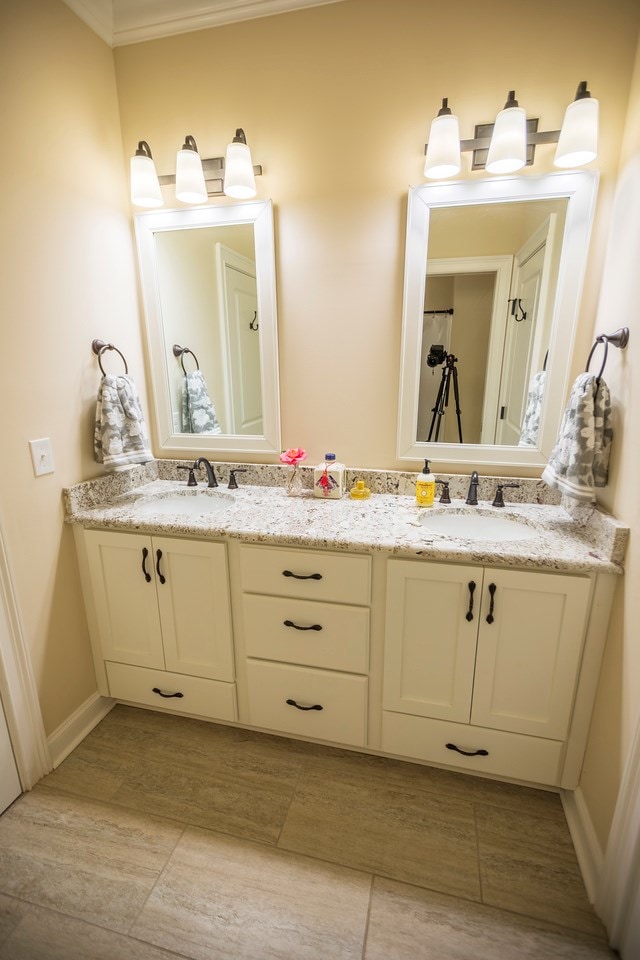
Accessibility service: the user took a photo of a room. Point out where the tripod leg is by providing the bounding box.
[451,365,464,444]
[427,367,448,442]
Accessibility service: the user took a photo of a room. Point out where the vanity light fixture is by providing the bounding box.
[223,129,257,199]
[175,135,208,204]
[129,128,263,208]
[424,98,461,179]
[423,82,598,179]
[130,141,163,208]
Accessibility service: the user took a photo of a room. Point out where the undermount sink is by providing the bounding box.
[135,491,233,516]
[419,511,538,542]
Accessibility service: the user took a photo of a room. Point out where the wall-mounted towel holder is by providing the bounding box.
[173,344,200,374]
[585,327,630,385]
[91,339,129,376]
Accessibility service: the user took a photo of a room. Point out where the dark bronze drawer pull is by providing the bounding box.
[283,620,323,632]
[152,687,184,699]
[466,580,476,621]
[156,549,166,585]
[282,570,323,581]
[486,582,496,623]
[446,742,489,758]
[286,698,323,712]
[141,547,152,583]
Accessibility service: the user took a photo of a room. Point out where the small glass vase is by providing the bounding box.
[285,465,304,496]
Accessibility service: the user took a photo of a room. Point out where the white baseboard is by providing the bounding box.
[47,692,115,768]
[562,786,604,904]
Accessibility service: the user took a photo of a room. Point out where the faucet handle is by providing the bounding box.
[228,469,247,490]
[177,465,197,487]
[435,480,451,504]
[492,483,520,508]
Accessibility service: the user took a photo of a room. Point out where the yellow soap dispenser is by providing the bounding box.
[416,459,436,507]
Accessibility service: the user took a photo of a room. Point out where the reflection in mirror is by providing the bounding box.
[135,201,280,456]
[397,172,597,468]
[417,198,567,446]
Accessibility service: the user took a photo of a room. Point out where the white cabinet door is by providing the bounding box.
[472,570,591,739]
[84,529,164,669]
[0,697,20,813]
[154,537,234,681]
[384,560,481,723]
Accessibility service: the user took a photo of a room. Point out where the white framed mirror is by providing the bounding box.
[135,200,281,456]
[397,172,598,468]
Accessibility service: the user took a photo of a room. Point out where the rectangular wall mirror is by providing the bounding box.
[135,200,281,456]
[397,172,598,468]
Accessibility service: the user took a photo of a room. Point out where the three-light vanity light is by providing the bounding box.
[424,81,599,180]
[130,128,261,207]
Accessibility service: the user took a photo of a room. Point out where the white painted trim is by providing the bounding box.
[62,0,114,45]
[113,0,345,46]
[596,714,640,954]
[47,691,115,769]
[562,786,603,905]
[0,525,50,789]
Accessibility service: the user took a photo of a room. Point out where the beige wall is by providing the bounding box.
[0,0,145,733]
[114,0,640,471]
[578,29,640,850]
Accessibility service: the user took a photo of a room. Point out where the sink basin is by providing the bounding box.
[419,511,538,542]
[135,491,233,516]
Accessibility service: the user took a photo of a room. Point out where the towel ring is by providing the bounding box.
[91,339,128,376]
[585,327,630,385]
[172,344,200,374]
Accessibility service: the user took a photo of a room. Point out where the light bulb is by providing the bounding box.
[486,91,527,174]
[224,129,257,199]
[424,99,461,180]
[176,135,207,204]
[555,82,598,168]
[130,141,163,208]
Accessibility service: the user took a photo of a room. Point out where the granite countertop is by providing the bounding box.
[64,468,628,575]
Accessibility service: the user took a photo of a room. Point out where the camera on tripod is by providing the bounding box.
[426,344,449,367]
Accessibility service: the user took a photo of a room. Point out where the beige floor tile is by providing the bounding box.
[0,894,30,947]
[278,759,481,898]
[364,877,615,960]
[0,787,182,934]
[0,904,186,960]
[130,825,371,960]
[39,739,132,802]
[476,803,606,938]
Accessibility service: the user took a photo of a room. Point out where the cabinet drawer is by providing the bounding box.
[239,544,370,605]
[106,662,237,722]
[381,711,563,786]
[242,594,369,674]
[245,659,367,746]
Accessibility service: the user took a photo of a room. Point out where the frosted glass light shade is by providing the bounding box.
[424,113,461,179]
[130,153,163,208]
[224,138,256,199]
[486,105,527,174]
[554,97,598,167]
[176,146,207,204]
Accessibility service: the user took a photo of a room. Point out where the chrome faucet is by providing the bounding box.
[193,457,218,488]
[465,470,479,505]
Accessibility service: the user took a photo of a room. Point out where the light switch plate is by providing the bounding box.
[29,438,55,477]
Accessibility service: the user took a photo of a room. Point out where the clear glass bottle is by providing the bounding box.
[313,453,345,499]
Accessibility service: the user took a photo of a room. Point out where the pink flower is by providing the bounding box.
[279,447,307,466]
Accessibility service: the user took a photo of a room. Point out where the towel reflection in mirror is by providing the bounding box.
[181,369,222,434]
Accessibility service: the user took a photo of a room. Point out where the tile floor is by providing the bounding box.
[0,705,616,959]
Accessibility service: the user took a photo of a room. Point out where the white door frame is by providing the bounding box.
[0,522,51,789]
[596,716,640,958]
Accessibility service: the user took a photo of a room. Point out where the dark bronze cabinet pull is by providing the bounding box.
[152,687,184,699]
[282,570,323,581]
[141,547,152,583]
[156,549,166,585]
[283,620,323,632]
[486,583,497,623]
[446,742,489,758]
[285,698,323,711]
[466,581,476,621]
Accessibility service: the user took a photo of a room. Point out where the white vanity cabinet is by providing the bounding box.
[382,559,592,785]
[235,544,371,747]
[77,528,236,721]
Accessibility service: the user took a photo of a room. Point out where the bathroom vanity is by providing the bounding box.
[67,464,627,791]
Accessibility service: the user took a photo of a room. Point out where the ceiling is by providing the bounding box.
[63,0,345,46]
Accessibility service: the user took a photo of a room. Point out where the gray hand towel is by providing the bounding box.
[181,370,222,434]
[94,374,153,470]
[519,370,546,447]
[541,372,612,502]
